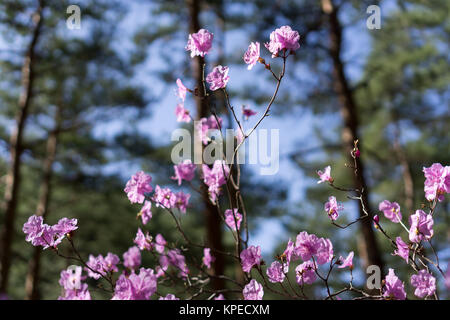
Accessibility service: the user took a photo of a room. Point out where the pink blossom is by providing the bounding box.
[317,166,332,184]
[337,251,354,269]
[214,294,225,300]
[224,208,243,231]
[59,266,83,291]
[410,270,436,298]
[243,42,260,70]
[315,237,333,265]
[86,255,107,279]
[240,245,261,273]
[242,105,257,120]
[282,238,298,271]
[172,159,196,185]
[373,214,380,228]
[243,279,264,300]
[123,246,141,270]
[423,163,450,202]
[58,283,91,300]
[394,237,409,263]
[175,191,190,214]
[159,294,179,300]
[295,231,320,261]
[202,160,230,203]
[139,200,152,225]
[175,103,191,123]
[266,261,285,283]
[124,171,153,204]
[196,115,223,145]
[383,268,406,300]
[324,196,343,221]
[206,65,230,91]
[104,253,120,273]
[185,29,213,58]
[264,26,300,57]
[155,234,167,254]
[408,210,434,243]
[202,248,215,269]
[23,215,45,245]
[23,215,77,249]
[134,228,152,251]
[112,268,157,300]
[295,261,317,285]
[378,200,402,223]
[153,185,176,209]
[167,248,189,278]
[53,217,78,235]
[176,78,188,102]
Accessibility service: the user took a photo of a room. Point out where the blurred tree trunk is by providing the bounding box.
[321,0,384,273]
[186,0,225,291]
[0,0,45,294]
[25,105,61,300]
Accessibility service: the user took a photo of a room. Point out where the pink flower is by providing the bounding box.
[154,234,167,254]
[153,185,176,209]
[196,115,223,145]
[167,248,189,278]
[373,214,380,228]
[282,238,298,271]
[175,191,190,214]
[394,237,409,263]
[266,261,285,283]
[206,65,230,91]
[185,29,213,58]
[315,237,333,265]
[410,270,436,298]
[202,160,230,203]
[243,279,264,300]
[243,42,260,70]
[295,261,317,285]
[383,268,406,300]
[337,251,354,269]
[378,200,402,223]
[134,228,152,251]
[317,166,332,184]
[202,248,215,269]
[139,200,152,225]
[123,246,141,270]
[104,253,120,273]
[408,210,434,243]
[294,231,319,261]
[264,25,300,57]
[112,268,157,300]
[172,159,196,185]
[53,217,78,235]
[423,163,450,202]
[176,79,188,102]
[59,283,91,300]
[224,208,243,231]
[124,171,153,204]
[59,266,83,291]
[86,255,107,279]
[159,294,179,300]
[240,245,261,273]
[242,106,257,120]
[175,103,191,123]
[324,196,343,221]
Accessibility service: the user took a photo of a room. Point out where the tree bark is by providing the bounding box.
[186,0,225,291]
[25,106,61,300]
[0,0,45,294]
[321,0,384,273]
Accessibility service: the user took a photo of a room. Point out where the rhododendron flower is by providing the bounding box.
[394,237,409,263]
[53,217,78,235]
[185,29,213,58]
[112,268,157,300]
[175,103,191,123]
[59,266,83,291]
[85,253,119,279]
[295,261,317,285]
[214,294,225,300]
[408,210,434,243]
[196,115,223,145]
[243,42,260,70]
[155,234,167,254]
[317,166,332,184]
[153,185,176,209]
[159,294,179,300]
[176,79,188,102]
[378,200,402,223]
[159,255,169,271]
[172,159,196,185]
[265,25,300,57]
[23,215,45,245]
[324,196,343,221]
[240,245,261,273]
[104,253,120,273]
[167,249,189,278]
[243,279,264,300]
[175,191,190,214]
[23,215,77,249]
[224,208,243,231]
[295,231,333,265]
[139,200,152,225]
[410,270,436,298]
[315,237,333,265]
[206,65,229,91]
[242,106,257,120]
[124,171,152,204]
[202,248,215,269]
[134,228,152,251]
[423,163,450,202]
[382,269,406,300]
[267,261,285,283]
[59,283,91,300]
[202,160,230,203]
[282,238,298,272]
[337,251,354,269]
[123,246,141,270]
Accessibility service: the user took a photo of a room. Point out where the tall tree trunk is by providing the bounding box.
[0,0,45,294]
[321,0,384,273]
[25,106,61,300]
[186,0,225,291]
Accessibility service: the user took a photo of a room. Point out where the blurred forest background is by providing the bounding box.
[0,0,448,299]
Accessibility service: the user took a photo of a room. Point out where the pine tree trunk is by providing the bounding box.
[0,0,45,294]
[321,0,384,273]
[186,0,225,291]
[25,106,61,300]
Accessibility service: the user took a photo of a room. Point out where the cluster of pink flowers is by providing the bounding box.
[240,245,261,273]
[85,253,120,279]
[408,209,434,243]
[243,279,264,300]
[202,160,230,203]
[423,163,450,202]
[124,171,152,204]
[172,159,196,185]
[58,266,91,300]
[112,268,157,300]
[382,269,406,300]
